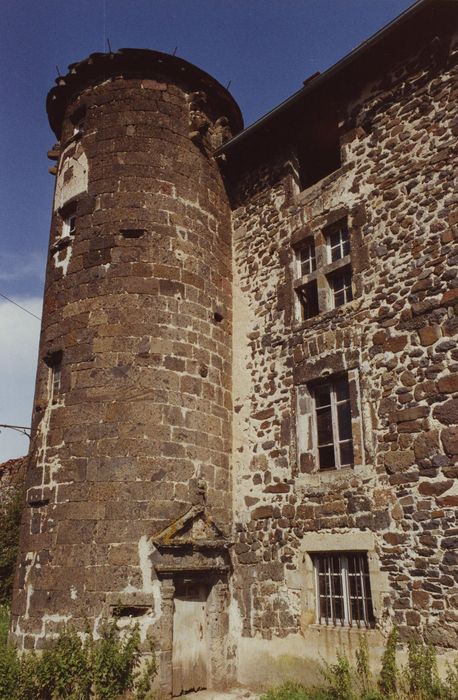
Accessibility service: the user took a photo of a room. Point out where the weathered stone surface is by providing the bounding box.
[418,326,441,346]
[414,432,440,460]
[437,374,458,394]
[441,427,458,456]
[418,480,453,497]
[433,400,458,425]
[383,450,415,474]
[11,6,458,687]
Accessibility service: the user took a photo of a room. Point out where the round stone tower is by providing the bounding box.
[11,50,242,694]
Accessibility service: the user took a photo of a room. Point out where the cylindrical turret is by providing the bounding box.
[11,50,242,668]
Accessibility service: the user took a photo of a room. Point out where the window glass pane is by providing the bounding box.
[299,241,316,275]
[335,378,350,402]
[319,445,336,470]
[333,274,344,292]
[339,441,354,467]
[337,402,352,440]
[334,290,345,307]
[317,407,333,445]
[315,384,331,408]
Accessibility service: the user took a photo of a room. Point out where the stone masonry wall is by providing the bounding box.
[230,29,458,681]
[12,63,235,650]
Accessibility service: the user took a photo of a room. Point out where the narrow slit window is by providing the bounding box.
[52,364,61,398]
[44,351,62,402]
[313,552,375,628]
[64,215,76,237]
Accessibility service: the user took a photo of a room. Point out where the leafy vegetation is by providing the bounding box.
[0,490,22,606]
[0,619,156,700]
[261,631,458,700]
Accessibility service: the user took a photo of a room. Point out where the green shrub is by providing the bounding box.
[403,639,441,700]
[260,628,458,700]
[321,652,356,700]
[0,622,155,700]
[378,627,398,698]
[0,606,9,648]
[0,490,22,606]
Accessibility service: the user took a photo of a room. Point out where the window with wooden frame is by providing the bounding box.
[329,266,353,308]
[325,220,352,309]
[294,239,319,320]
[326,220,350,262]
[292,217,354,322]
[314,376,354,470]
[63,213,76,237]
[313,552,375,628]
[296,369,363,475]
[59,201,77,239]
[44,351,62,403]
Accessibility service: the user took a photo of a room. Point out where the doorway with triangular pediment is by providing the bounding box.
[150,505,233,697]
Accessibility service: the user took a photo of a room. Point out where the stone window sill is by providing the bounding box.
[62,130,83,150]
[307,623,378,633]
[50,236,72,254]
[296,463,373,489]
[291,296,364,334]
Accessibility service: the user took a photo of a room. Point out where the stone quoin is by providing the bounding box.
[10,0,458,694]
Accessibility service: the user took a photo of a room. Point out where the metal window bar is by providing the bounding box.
[314,553,373,628]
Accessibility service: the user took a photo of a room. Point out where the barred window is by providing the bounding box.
[313,552,374,628]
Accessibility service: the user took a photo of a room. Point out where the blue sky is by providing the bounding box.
[0,0,414,460]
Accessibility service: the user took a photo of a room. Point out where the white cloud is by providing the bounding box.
[0,251,44,284]
[0,297,42,462]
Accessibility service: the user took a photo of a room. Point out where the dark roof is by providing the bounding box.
[47,48,243,140]
[215,0,457,158]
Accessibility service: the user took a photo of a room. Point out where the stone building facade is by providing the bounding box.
[11,0,458,694]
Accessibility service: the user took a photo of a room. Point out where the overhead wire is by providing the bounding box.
[0,292,42,321]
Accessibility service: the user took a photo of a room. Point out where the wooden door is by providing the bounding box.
[172,582,209,695]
